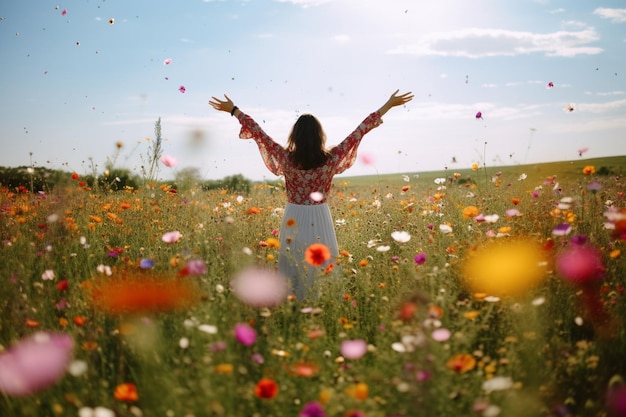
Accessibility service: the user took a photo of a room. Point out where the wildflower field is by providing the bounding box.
[1,156,625,417]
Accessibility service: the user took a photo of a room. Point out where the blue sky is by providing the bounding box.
[1,0,625,181]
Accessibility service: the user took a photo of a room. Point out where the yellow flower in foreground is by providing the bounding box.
[461,238,548,297]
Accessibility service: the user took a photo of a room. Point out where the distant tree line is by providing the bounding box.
[0,166,268,194]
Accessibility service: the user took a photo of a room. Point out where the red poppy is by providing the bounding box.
[305,243,331,267]
[114,383,139,402]
[254,377,279,399]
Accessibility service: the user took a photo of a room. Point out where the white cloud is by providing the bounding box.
[593,8,626,23]
[274,0,334,7]
[388,27,602,58]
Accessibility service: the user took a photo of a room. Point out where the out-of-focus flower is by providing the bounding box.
[114,383,138,402]
[162,231,182,243]
[391,231,411,243]
[254,377,279,399]
[310,191,324,202]
[482,376,514,392]
[431,328,451,342]
[340,339,368,360]
[234,323,257,346]
[446,353,476,373]
[305,243,331,267]
[414,253,427,265]
[0,332,74,396]
[299,401,326,417]
[88,271,198,315]
[231,267,288,307]
[345,382,369,399]
[462,206,479,219]
[461,238,549,297]
[179,258,207,277]
[161,154,178,167]
[42,270,55,280]
[556,244,604,285]
[78,407,115,417]
[139,258,155,269]
[582,165,595,175]
[606,375,626,417]
[552,223,572,236]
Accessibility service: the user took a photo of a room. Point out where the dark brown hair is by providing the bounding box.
[286,114,331,170]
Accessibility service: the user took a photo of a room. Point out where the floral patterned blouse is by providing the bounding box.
[237,111,383,205]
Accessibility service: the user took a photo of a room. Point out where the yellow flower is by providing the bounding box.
[214,363,234,374]
[345,382,369,400]
[265,237,280,248]
[462,206,479,219]
[472,163,479,171]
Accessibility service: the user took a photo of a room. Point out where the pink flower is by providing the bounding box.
[340,339,368,360]
[61,9,67,16]
[234,323,257,346]
[431,328,451,342]
[359,152,375,165]
[556,244,604,285]
[162,231,182,243]
[475,111,483,120]
[300,401,326,417]
[178,85,186,93]
[414,252,427,265]
[231,267,288,307]
[0,332,74,396]
[161,154,177,168]
[163,58,172,65]
[546,81,554,88]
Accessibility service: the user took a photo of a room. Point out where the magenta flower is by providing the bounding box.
[552,223,572,236]
[0,332,74,396]
[299,401,326,417]
[340,339,368,360]
[414,253,427,265]
[556,244,604,285]
[178,85,186,93]
[546,81,554,88]
[475,111,483,119]
[163,58,172,65]
[234,323,257,346]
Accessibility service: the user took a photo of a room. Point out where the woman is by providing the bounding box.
[209,90,413,299]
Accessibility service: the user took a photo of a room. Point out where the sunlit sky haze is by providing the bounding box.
[1,0,625,181]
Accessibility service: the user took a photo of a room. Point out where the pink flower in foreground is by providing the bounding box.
[162,231,182,243]
[556,244,604,285]
[161,154,178,168]
[231,267,288,307]
[340,339,368,360]
[359,152,375,165]
[234,323,257,346]
[0,332,74,396]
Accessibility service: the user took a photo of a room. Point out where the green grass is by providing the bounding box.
[0,155,625,417]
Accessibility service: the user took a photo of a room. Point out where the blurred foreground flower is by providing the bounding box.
[461,238,549,297]
[88,271,199,315]
[114,382,139,401]
[340,339,368,360]
[231,267,288,307]
[234,323,257,346]
[0,332,74,396]
[300,401,326,417]
[254,377,279,399]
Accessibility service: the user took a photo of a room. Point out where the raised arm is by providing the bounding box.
[209,94,241,117]
[377,90,414,117]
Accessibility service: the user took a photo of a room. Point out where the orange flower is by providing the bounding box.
[114,383,139,402]
[398,302,418,321]
[511,197,521,205]
[446,353,477,373]
[88,270,198,315]
[462,206,479,219]
[358,259,368,267]
[285,218,297,227]
[73,316,87,326]
[304,243,331,267]
[288,361,319,377]
[25,319,40,328]
[247,207,261,215]
[582,165,595,175]
[254,377,279,399]
[265,237,280,248]
[324,263,335,275]
[214,363,234,374]
[401,185,410,192]
[345,382,369,400]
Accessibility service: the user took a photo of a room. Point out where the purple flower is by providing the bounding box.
[587,181,602,192]
[552,223,572,236]
[185,259,207,276]
[139,258,155,269]
[209,341,227,353]
[234,323,257,346]
[299,401,326,417]
[413,253,427,265]
[0,332,74,396]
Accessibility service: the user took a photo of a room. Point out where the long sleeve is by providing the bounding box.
[331,111,383,174]
[236,112,288,176]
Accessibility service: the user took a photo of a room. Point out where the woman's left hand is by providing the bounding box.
[209,94,235,114]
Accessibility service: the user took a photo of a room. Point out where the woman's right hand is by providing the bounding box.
[379,90,413,116]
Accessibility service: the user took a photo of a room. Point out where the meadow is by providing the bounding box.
[1,156,625,417]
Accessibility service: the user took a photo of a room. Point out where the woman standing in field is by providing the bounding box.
[209,90,413,299]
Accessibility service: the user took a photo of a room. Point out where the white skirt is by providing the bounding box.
[279,202,339,300]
